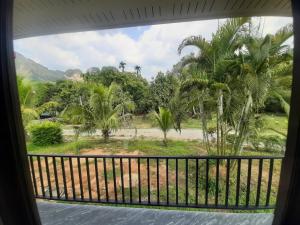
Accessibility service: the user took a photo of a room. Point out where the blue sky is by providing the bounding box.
[14,17,293,80]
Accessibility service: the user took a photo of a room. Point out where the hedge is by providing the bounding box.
[29,121,63,146]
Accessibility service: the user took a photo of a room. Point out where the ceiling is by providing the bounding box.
[13,0,292,39]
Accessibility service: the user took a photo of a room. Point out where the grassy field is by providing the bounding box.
[125,114,288,133]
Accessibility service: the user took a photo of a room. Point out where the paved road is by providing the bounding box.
[63,128,209,140]
[38,201,273,225]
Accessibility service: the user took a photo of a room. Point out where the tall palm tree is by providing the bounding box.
[154,107,173,145]
[228,23,293,155]
[178,18,250,155]
[134,65,141,75]
[119,61,126,72]
[179,78,212,153]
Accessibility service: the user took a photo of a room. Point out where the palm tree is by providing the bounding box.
[154,107,173,145]
[179,78,212,153]
[169,88,187,134]
[228,23,293,155]
[90,83,121,141]
[119,61,126,72]
[63,83,121,142]
[17,76,38,127]
[178,17,250,155]
[134,65,141,75]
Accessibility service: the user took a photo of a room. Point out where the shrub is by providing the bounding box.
[29,121,63,146]
[260,135,286,152]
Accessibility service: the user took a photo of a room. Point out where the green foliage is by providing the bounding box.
[90,83,120,140]
[29,121,63,146]
[150,72,178,110]
[17,76,39,128]
[154,107,173,145]
[261,135,285,152]
[82,67,151,114]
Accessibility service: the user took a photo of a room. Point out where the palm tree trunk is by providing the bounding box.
[163,131,167,146]
[217,89,224,155]
[199,98,210,154]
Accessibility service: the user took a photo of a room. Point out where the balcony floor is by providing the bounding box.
[38,201,273,225]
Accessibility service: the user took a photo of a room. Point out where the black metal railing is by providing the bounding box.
[27,154,283,210]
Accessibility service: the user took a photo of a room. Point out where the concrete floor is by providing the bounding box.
[38,201,274,225]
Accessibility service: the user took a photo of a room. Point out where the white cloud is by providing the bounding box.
[14,16,293,80]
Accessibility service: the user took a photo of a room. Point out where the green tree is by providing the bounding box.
[134,65,141,75]
[169,89,187,133]
[90,83,121,141]
[150,72,178,110]
[154,107,173,145]
[227,23,293,155]
[17,76,38,127]
[119,61,126,72]
[178,17,250,155]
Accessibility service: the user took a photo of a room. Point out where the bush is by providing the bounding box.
[260,135,286,152]
[29,121,63,146]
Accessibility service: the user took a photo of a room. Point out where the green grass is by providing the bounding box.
[27,139,98,154]
[261,113,288,136]
[125,114,287,134]
[86,139,206,156]
[27,138,207,156]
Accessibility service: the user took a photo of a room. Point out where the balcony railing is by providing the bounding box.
[28,154,283,210]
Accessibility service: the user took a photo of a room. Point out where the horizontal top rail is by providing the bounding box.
[27,153,284,159]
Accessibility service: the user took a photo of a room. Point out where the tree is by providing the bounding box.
[227,23,293,155]
[178,17,250,155]
[119,61,126,72]
[180,78,212,153]
[154,107,173,145]
[17,76,38,127]
[169,89,187,133]
[150,72,178,110]
[89,83,121,141]
[115,88,135,127]
[134,65,141,75]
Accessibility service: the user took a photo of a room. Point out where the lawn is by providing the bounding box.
[27,138,206,156]
[127,114,288,134]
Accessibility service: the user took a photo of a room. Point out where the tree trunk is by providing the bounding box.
[163,131,167,146]
[199,98,210,154]
[217,89,224,155]
[102,129,110,142]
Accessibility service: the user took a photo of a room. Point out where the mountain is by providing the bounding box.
[15,52,65,81]
[15,52,83,82]
[64,69,83,81]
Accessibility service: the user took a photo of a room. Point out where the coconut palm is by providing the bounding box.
[90,83,121,141]
[154,107,173,145]
[134,65,141,75]
[119,61,126,72]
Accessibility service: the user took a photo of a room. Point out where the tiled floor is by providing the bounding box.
[38,201,274,225]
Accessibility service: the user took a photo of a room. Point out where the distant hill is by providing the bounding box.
[15,52,83,82]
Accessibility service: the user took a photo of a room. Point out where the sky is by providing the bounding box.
[14,16,293,80]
